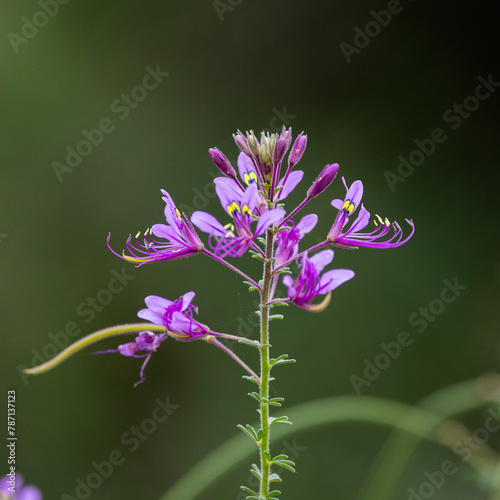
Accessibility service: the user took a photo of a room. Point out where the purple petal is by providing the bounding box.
[344,179,364,209]
[241,184,259,213]
[347,204,370,234]
[331,198,343,210]
[160,190,181,228]
[255,209,286,236]
[137,308,164,326]
[214,177,243,212]
[296,214,318,234]
[181,291,196,310]
[151,224,182,242]
[191,211,227,237]
[277,170,304,200]
[144,295,173,311]
[18,485,43,500]
[170,312,209,338]
[1,474,24,491]
[318,269,355,293]
[309,249,334,273]
[282,275,296,298]
[237,152,258,186]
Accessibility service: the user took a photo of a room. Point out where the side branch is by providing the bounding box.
[23,323,167,376]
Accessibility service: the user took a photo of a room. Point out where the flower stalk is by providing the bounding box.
[258,228,275,496]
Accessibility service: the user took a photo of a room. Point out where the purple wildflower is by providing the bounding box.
[137,292,212,340]
[0,474,42,500]
[282,250,354,312]
[327,178,415,249]
[95,331,164,386]
[275,214,318,267]
[107,190,204,266]
[191,182,285,258]
[96,292,212,385]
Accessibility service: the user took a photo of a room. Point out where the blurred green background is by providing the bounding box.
[1,1,499,499]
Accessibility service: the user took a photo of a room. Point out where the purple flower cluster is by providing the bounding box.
[103,128,414,382]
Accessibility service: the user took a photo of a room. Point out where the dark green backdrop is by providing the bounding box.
[1,1,499,499]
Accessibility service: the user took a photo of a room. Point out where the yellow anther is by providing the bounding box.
[384,217,391,227]
[242,204,252,217]
[144,228,150,236]
[224,223,235,238]
[175,208,182,219]
[135,230,141,239]
[342,200,355,215]
[227,201,241,218]
[243,171,258,186]
[376,214,384,225]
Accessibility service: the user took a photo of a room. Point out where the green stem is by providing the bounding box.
[158,395,499,500]
[259,228,275,497]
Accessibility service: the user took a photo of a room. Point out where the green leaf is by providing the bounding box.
[270,355,296,368]
[267,397,284,407]
[269,473,282,483]
[272,456,296,473]
[248,392,264,404]
[242,281,259,292]
[236,424,259,443]
[250,463,261,481]
[268,302,289,308]
[266,490,282,499]
[269,416,292,425]
[251,253,266,262]
[269,314,284,321]
[242,375,260,386]
[240,485,259,499]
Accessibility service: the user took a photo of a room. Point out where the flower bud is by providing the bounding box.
[288,133,307,169]
[233,130,251,156]
[209,148,236,178]
[273,138,288,166]
[307,163,339,198]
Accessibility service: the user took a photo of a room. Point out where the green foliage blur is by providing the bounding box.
[1,1,499,499]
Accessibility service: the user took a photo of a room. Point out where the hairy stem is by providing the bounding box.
[259,228,275,496]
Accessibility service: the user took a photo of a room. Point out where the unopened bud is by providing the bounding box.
[233,130,251,156]
[307,163,339,198]
[288,133,307,169]
[209,148,236,178]
[247,131,261,157]
[273,138,288,166]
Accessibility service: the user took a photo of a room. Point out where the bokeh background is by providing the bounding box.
[1,1,499,499]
